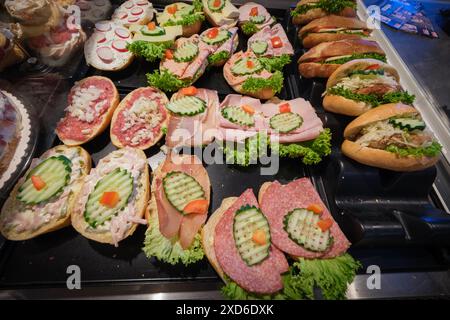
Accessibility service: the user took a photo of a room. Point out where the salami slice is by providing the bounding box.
[214,189,288,294]
[259,178,351,259]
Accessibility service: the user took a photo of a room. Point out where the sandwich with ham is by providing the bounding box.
[298,39,386,78]
[217,95,331,166]
[110,87,169,150]
[201,0,240,28]
[147,34,212,92]
[156,1,204,38]
[71,148,149,246]
[323,59,415,116]
[165,86,219,148]
[247,24,294,72]
[342,103,442,172]
[0,145,91,240]
[56,76,120,146]
[223,51,284,100]
[291,0,357,25]
[143,154,210,265]
[199,26,238,67]
[299,15,372,48]
[238,2,275,36]
[111,0,154,27]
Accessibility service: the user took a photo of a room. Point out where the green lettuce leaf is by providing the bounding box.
[127,41,173,62]
[193,0,203,12]
[292,0,356,17]
[258,54,292,72]
[142,212,204,266]
[241,21,259,36]
[323,53,386,65]
[386,141,442,158]
[272,128,332,165]
[208,51,230,65]
[327,86,416,107]
[163,12,204,27]
[146,69,190,92]
[242,70,284,94]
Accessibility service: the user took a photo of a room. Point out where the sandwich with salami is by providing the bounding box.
[156,1,204,37]
[71,148,149,246]
[342,103,442,171]
[0,145,91,240]
[291,0,357,25]
[217,95,331,166]
[165,86,219,148]
[298,39,386,78]
[199,26,238,67]
[257,178,360,300]
[201,0,239,27]
[238,2,275,36]
[110,87,168,150]
[56,76,119,146]
[323,59,415,116]
[112,0,154,27]
[299,15,372,48]
[147,34,212,92]
[143,154,210,265]
[223,51,284,99]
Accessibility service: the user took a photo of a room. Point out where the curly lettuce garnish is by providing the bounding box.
[323,53,386,65]
[241,21,259,36]
[127,41,174,63]
[386,141,442,158]
[258,54,292,72]
[242,70,284,94]
[163,12,205,27]
[208,51,230,65]
[291,0,356,17]
[146,69,190,92]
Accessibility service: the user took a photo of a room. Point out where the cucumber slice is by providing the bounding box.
[17,156,72,205]
[221,106,255,127]
[201,29,230,45]
[174,41,199,63]
[389,117,426,131]
[231,57,262,75]
[140,26,166,36]
[283,208,333,252]
[233,205,271,266]
[269,112,303,133]
[249,15,265,24]
[166,96,206,116]
[163,171,205,214]
[208,0,225,12]
[84,168,133,228]
[250,40,268,55]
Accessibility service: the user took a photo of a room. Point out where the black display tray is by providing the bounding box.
[1,2,450,291]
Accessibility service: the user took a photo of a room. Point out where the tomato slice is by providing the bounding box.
[241,104,255,114]
[147,22,156,30]
[165,49,173,59]
[100,191,120,208]
[207,27,219,39]
[246,60,255,69]
[167,4,178,14]
[317,218,333,232]
[249,7,259,16]
[213,0,221,7]
[365,64,380,70]
[279,103,291,113]
[31,175,46,191]
[183,199,209,214]
[180,86,198,96]
[307,203,323,214]
[271,36,283,48]
[252,229,267,245]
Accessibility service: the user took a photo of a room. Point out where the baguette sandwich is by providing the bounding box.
[291,0,357,25]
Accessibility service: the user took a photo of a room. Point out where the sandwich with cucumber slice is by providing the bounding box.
[143,154,210,265]
[342,103,442,171]
[202,0,240,27]
[298,39,386,78]
[291,0,357,25]
[156,1,204,37]
[0,145,91,240]
[323,59,415,116]
[238,2,275,36]
[71,148,149,246]
[200,26,239,67]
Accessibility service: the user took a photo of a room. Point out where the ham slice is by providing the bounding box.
[223,51,273,86]
[248,24,294,57]
[238,2,274,30]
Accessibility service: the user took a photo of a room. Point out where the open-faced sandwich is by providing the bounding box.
[56,76,119,146]
[223,51,284,99]
[201,0,239,27]
[143,154,210,265]
[291,0,357,25]
[165,86,219,148]
[342,103,442,171]
[217,94,331,166]
[247,24,294,71]
[238,2,275,36]
[127,22,183,62]
[199,26,239,67]
[84,20,134,71]
[71,148,149,246]
[299,15,372,48]
[75,0,113,24]
[323,59,415,116]
[112,0,154,27]
[156,1,204,37]
[298,39,386,78]
[110,87,169,150]
[0,145,91,240]
[147,34,212,92]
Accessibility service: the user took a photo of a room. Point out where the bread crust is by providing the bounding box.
[298,61,340,78]
[56,76,120,146]
[323,94,370,116]
[0,145,92,240]
[302,33,365,49]
[299,15,369,37]
[182,20,202,37]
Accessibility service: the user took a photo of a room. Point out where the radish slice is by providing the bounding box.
[131,7,143,15]
[95,21,111,32]
[128,16,139,23]
[94,0,106,6]
[97,35,107,43]
[118,12,128,20]
[124,1,134,9]
[115,28,130,39]
[112,40,128,52]
[97,46,114,63]
[136,0,148,6]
